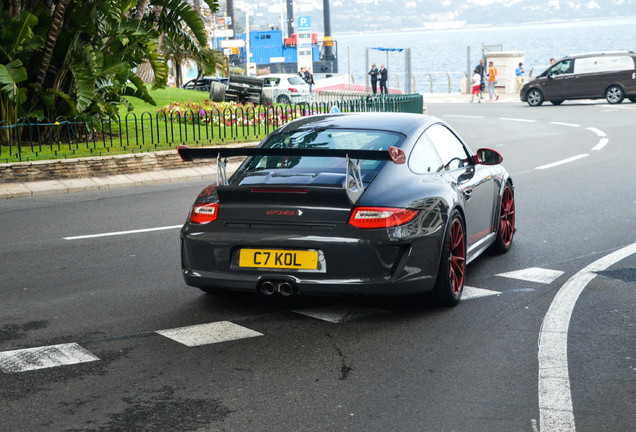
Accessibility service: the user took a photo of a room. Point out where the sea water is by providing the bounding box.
[334,17,636,93]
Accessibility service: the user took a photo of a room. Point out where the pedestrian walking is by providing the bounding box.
[303,68,315,92]
[515,62,525,91]
[470,68,481,103]
[487,61,499,101]
[476,59,486,99]
[379,64,388,94]
[368,63,379,94]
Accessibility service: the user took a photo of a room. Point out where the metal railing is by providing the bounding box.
[350,72,465,94]
[1,93,424,163]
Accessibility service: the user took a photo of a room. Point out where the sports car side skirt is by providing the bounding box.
[466,232,497,264]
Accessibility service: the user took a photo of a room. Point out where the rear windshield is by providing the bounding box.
[245,129,404,174]
[287,76,307,85]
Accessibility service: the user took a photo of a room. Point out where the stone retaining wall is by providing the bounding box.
[0,144,256,183]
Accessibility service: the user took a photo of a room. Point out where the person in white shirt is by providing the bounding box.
[471,68,481,103]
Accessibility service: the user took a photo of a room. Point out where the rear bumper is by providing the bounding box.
[180,225,444,296]
[182,270,437,296]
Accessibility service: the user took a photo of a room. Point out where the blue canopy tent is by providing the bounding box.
[366,47,412,93]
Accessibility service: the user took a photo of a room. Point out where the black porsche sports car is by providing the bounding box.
[178,112,515,305]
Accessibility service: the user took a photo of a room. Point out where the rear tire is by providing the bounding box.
[490,183,515,254]
[209,82,226,102]
[526,89,544,106]
[434,210,466,307]
[550,100,564,105]
[605,85,624,104]
[628,96,636,103]
[277,94,291,104]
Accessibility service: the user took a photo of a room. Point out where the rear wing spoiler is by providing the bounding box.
[177,145,406,202]
[177,145,405,163]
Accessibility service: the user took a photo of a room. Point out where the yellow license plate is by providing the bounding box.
[239,249,318,270]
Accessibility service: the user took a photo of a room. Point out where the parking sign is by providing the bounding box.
[297,16,311,31]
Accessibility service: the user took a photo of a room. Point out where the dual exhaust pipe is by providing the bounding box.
[260,280,297,296]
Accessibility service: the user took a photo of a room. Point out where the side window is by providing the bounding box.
[409,133,443,174]
[550,59,573,75]
[425,124,471,171]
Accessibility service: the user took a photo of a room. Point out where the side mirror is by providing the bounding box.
[474,148,503,165]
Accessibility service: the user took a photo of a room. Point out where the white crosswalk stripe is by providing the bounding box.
[497,267,564,284]
[156,321,263,347]
[0,343,99,373]
[462,286,501,300]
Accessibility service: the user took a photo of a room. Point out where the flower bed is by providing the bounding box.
[157,100,319,128]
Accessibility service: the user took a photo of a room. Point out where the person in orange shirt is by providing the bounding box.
[487,61,499,101]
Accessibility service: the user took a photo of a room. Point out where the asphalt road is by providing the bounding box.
[1,99,634,432]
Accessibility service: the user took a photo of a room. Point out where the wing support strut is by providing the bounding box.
[345,155,364,203]
[216,154,229,185]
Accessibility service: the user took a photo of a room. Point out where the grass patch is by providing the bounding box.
[119,87,210,115]
[1,87,272,163]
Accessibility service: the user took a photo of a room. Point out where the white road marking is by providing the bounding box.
[550,122,580,128]
[592,138,609,151]
[538,242,636,432]
[535,154,589,170]
[0,343,99,373]
[443,115,485,119]
[497,267,564,284]
[156,321,262,347]
[499,117,536,123]
[294,304,391,323]
[462,286,501,300]
[586,127,606,137]
[64,225,182,240]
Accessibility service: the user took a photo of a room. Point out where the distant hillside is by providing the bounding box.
[233,0,636,33]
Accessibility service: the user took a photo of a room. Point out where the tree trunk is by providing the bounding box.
[134,0,151,21]
[34,0,72,90]
[10,0,21,19]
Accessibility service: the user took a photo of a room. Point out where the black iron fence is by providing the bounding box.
[0,93,424,163]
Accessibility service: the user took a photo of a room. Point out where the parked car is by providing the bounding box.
[177,113,515,305]
[182,77,229,92]
[260,73,311,104]
[520,51,636,106]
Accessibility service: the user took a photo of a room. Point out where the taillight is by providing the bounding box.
[288,88,298,92]
[349,207,418,229]
[189,203,219,224]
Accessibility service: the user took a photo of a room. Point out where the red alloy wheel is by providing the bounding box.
[448,218,466,296]
[499,185,515,247]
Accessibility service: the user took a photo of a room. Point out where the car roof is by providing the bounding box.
[259,74,302,79]
[273,112,437,136]
[561,51,636,60]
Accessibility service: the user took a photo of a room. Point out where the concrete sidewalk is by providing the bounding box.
[1,92,522,200]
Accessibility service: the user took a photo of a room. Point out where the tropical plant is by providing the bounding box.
[0,0,220,145]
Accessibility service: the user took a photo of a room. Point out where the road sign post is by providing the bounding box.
[296,16,312,73]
